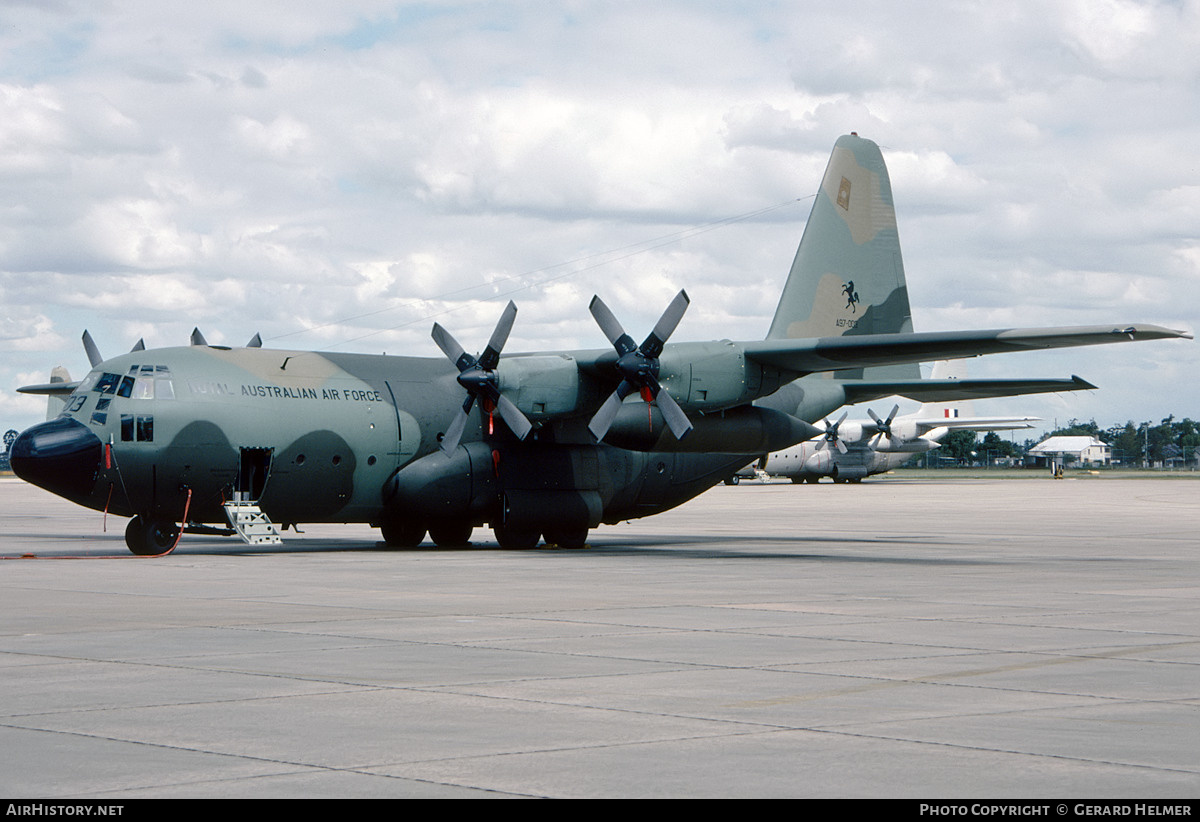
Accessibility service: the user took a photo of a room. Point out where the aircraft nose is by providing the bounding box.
[10,417,104,501]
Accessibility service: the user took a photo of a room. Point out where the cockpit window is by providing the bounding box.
[95,373,121,394]
[112,365,175,400]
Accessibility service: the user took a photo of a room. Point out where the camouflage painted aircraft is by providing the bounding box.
[11,134,1190,554]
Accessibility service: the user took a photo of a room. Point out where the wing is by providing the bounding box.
[742,325,1191,375]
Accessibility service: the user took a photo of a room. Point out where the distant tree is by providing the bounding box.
[1050,418,1103,440]
[981,431,1020,459]
[941,429,978,464]
[1110,422,1143,466]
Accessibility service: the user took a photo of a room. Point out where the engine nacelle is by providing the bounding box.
[603,404,820,453]
[802,449,836,477]
[658,341,783,412]
[874,436,938,454]
[497,355,587,419]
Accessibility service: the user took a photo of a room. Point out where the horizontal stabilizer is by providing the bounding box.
[840,375,1096,405]
[17,379,81,396]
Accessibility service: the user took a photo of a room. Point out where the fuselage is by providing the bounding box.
[10,344,773,540]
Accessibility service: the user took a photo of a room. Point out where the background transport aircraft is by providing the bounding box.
[11,134,1190,554]
[740,363,1039,483]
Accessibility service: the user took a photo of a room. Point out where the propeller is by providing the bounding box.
[587,290,693,443]
[82,330,103,368]
[867,404,900,447]
[814,411,850,454]
[431,301,533,454]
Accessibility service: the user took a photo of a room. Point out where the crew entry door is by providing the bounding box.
[237,447,273,502]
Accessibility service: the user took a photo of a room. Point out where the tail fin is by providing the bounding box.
[766,133,916,379]
[45,366,72,420]
[914,361,976,419]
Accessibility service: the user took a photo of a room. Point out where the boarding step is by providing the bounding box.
[223,500,283,545]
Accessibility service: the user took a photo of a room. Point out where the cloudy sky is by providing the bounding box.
[1,0,1196,439]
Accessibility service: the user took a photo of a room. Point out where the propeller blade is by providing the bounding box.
[247,333,263,348]
[587,387,630,442]
[82,330,102,368]
[439,399,474,454]
[433,304,532,452]
[642,290,689,357]
[587,291,693,442]
[431,322,469,368]
[868,404,900,447]
[654,385,693,440]
[817,412,848,452]
[480,301,517,370]
[130,338,146,353]
[190,328,208,346]
[495,393,534,441]
[588,296,630,350]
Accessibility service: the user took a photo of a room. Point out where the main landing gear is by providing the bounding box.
[378,519,475,549]
[125,515,180,556]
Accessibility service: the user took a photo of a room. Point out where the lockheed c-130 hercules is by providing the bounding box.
[11,134,1191,554]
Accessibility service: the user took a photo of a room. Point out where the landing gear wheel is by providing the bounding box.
[125,516,179,556]
[429,521,473,547]
[494,524,540,549]
[379,519,426,548]
[723,475,740,486]
[543,527,588,549]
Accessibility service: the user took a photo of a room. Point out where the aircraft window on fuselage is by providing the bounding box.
[155,379,175,400]
[78,373,99,393]
[121,414,154,442]
[133,376,154,400]
[95,373,121,394]
[90,411,107,426]
[117,375,135,398]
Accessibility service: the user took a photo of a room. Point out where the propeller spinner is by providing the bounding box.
[587,290,693,443]
[431,301,533,454]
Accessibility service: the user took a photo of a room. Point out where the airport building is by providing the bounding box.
[1026,435,1112,467]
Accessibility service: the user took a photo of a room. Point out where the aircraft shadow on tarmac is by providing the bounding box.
[4,531,1008,566]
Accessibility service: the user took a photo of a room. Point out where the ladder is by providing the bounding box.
[223,498,283,545]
